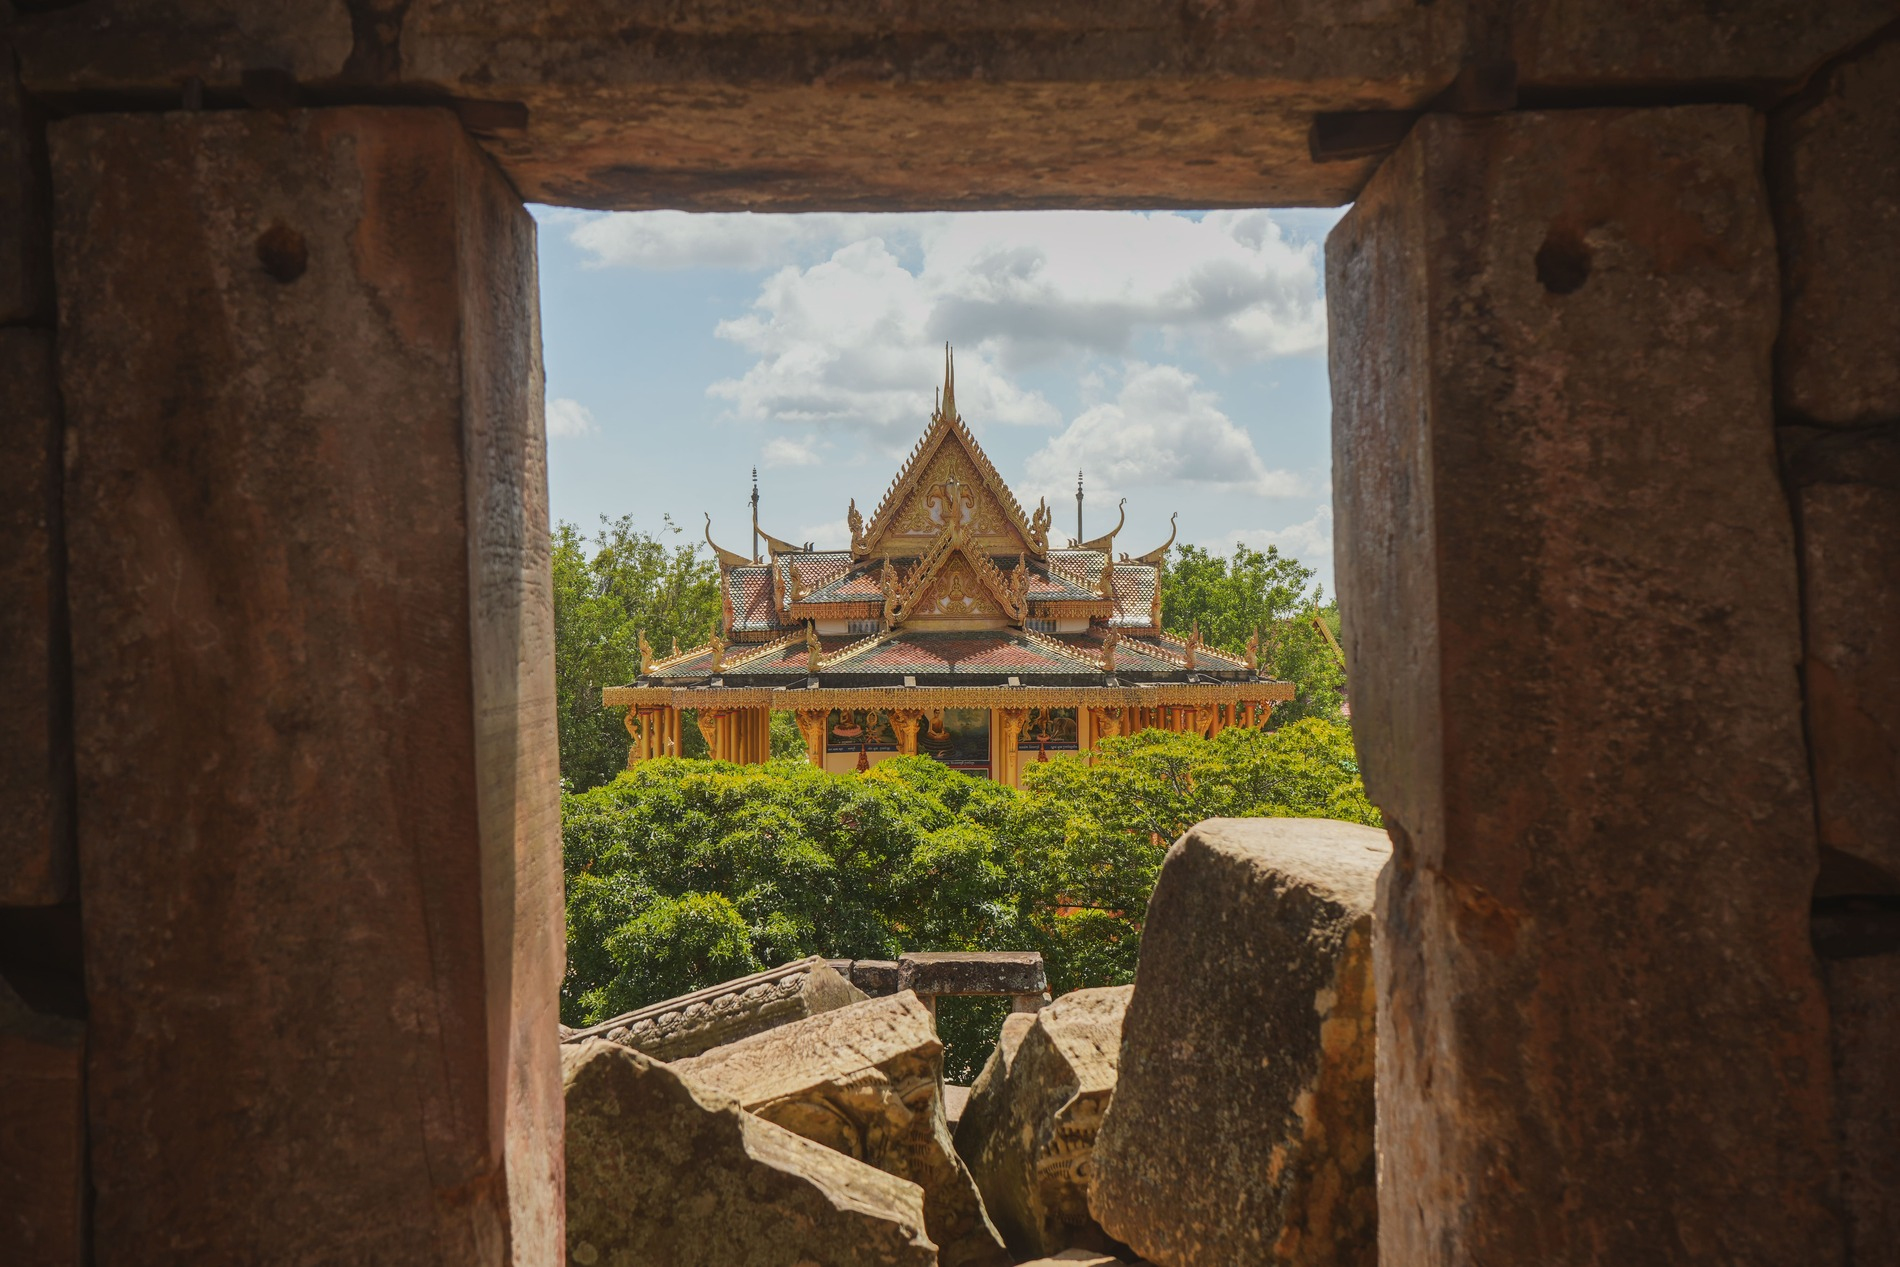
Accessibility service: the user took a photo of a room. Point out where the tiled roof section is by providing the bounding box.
[1057,629,1184,674]
[648,645,722,679]
[778,551,852,598]
[727,566,783,632]
[1125,632,1251,673]
[803,560,892,604]
[1108,563,1159,628]
[721,635,859,677]
[1025,562,1099,601]
[1048,549,1106,589]
[825,630,1110,679]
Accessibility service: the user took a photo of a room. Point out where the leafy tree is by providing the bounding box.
[559,718,1375,1079]
[1159,542,1346,723]
[553,516,722,791]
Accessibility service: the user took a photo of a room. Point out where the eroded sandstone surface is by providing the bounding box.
[563,1039,937,1267]
[1089,818,1386,1267]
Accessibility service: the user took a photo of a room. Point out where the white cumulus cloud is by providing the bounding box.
[1228,504,1336,580]
[761,435,822,468]
[546,396,597,438]
[564,210,1328,440]
[1023,364,1306,509]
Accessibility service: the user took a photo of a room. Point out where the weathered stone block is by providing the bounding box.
[900,951,1046,998]
[0,978,84,1266]
[854,958,902,996]
[956,986,1128,1259]
[0,330,71,905]
[1820,948,1900,1265]
[1329,106,1839,1265]
[1783,425,1900,892]
[1090,818,1386,1267]
[565,957,864,1061]
[52,108,561,1264]
[678,990,1008,1267]
[1774,37,1900,427]
[563,1039,937,1267]
[0,44,51,324]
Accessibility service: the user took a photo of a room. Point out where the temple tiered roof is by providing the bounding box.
[606,348,1290,779]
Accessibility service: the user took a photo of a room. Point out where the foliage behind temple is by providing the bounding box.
[560,719,1375,1079]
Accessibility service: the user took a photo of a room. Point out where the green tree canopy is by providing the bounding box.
[1159,541,1345,723]
[553,515,722,791]
[560,718,1375,1078]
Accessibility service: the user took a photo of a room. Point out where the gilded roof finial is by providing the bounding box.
[638,629,654,675]
[940,343,956,423]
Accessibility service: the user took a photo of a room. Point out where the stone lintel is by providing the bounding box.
[899,951,1047,999]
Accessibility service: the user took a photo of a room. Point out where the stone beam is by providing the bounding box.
[14,2,1895,212]
[52,108,562,1264]
[1330,107,1840,1264]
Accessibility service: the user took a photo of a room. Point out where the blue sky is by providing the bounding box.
[533,207,1346,593]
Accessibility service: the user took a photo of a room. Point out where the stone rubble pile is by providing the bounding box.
[676,992,1009,1267]
[558,817,1388,1266]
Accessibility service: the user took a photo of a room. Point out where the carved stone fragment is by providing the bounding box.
[899,951,1046,999]
[563,1040,936,1267]
[564,956,863,1061]
[955,987,1129,1259]
[678,991,1009,1267]
[1089,818,1387,1267]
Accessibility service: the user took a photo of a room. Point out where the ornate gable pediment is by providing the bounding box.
[854,347,1053,559]
[908,554,1001,624]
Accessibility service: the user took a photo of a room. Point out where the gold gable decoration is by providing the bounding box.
[856,346,1051,559]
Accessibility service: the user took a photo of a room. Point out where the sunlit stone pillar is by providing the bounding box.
[1330,107,1839,1265]
[53,108,562,1264]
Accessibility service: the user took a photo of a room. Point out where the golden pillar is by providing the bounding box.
[997,707,1028,787]
[890,709,923,756]
[623,708,644,768]
[794,709,828,767]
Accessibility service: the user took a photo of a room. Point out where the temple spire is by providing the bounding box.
[749,466,761,564]
[940,343,956,423]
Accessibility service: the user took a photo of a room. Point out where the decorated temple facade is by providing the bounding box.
[604,351,1293,784]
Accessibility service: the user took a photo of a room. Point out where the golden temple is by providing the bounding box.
[604,349,1293,784]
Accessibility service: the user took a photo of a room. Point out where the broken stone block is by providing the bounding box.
[563,1039,937,1267]
[678,990,1008,1267]
[566,956,863,1061]
[899,951,1046,1000]
[956,987,1130,1259]
[1090,818,1387,1267]
[0,978,84,1265]
[942,1084,971,1130]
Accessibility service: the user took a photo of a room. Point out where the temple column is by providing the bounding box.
[1332,108,1835,1264]
[50,108,560,1262]
[794,710,828,767]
